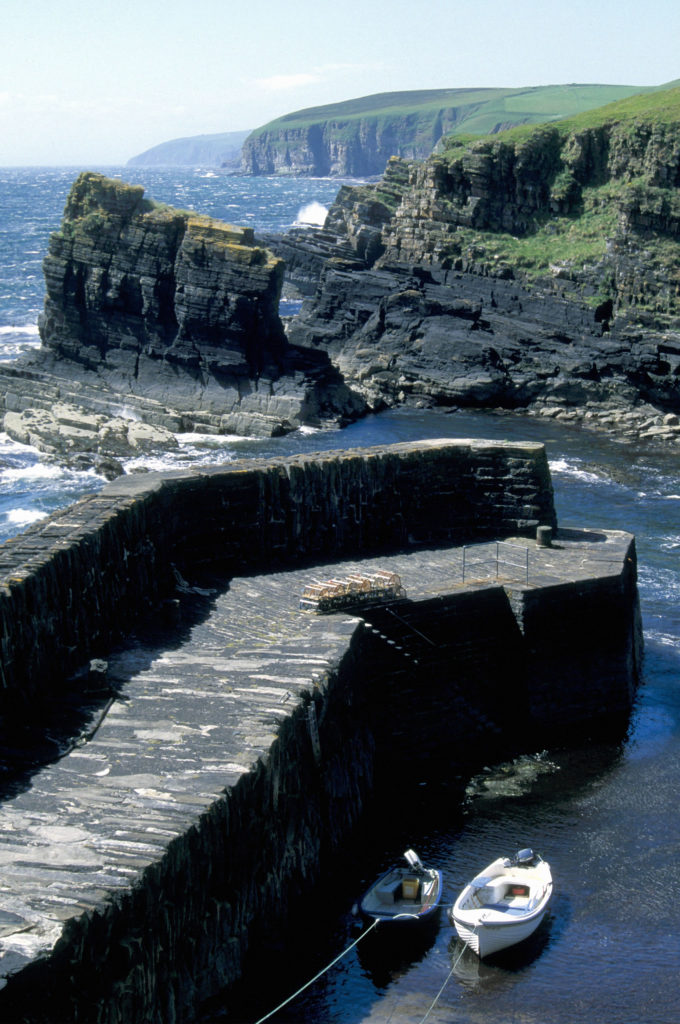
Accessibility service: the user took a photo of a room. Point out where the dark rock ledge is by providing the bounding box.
[272,150,680,446]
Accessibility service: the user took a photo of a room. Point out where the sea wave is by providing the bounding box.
[0,462,66,483]
[5,507,49,527]
[176,431,243,446]
[548,457,603,484]
[643,628,680,649]
[0,323,41,361]
[295,201,328,226]
[0,324,40,336]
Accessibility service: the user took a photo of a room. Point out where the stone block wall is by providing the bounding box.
[508,558,642,728]
[0,438,555,711]
[0,622,377,1023]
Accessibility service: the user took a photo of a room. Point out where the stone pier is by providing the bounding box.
[0,440,641,1021]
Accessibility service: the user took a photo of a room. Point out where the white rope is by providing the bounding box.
[417,961,457,1024]
[253,918,380,1024]
[416,925,475,1024]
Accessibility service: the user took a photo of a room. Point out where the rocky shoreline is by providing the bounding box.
[3,125,680,468]
[0,172,365,470]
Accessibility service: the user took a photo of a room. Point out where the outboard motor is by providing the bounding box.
[514,848,537,866]
[404,848,425,874]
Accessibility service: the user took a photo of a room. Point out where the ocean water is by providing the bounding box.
[1,169,680,1023]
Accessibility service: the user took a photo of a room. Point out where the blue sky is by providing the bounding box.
[1,0,679,165]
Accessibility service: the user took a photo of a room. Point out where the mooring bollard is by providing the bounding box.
[536,525,553,548]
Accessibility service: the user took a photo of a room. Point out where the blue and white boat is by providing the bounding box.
[358,849,443,925]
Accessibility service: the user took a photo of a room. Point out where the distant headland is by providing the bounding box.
[126,82,649,175]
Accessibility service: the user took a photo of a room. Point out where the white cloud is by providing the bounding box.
[253,61,387,95]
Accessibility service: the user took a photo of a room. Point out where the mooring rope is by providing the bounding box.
[416,927,474,1024]
[253,918,380,1024]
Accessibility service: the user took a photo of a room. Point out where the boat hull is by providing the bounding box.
[451,906,548,957]
[450,851,552,958]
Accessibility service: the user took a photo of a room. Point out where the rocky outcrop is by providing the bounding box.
[281,103,680,441]
[377,121,680,259]
[288,256,680,437]
[40,172,288,378]
[0,173,364,461]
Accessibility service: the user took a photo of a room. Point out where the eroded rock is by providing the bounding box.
[0,172,364,460]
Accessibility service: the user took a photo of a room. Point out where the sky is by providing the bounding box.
[1,0,679,166]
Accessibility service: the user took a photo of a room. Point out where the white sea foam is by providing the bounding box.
[548,457,602,484]
[176,431,242,446]
[109,405,141,421]
[6,508,49,526]
[122,453,186,474]
[0,462,64,483]
[643,629,680,649]
[0,324,40,337]
[295,201,328,227]
[0,431,39,456]
[0,323,41,361]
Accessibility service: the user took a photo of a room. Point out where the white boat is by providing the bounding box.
[449,848,552,958]
[358,849,443,925]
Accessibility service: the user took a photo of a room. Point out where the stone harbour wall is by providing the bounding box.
[0,438,554,712]
[0,622,376,1023]
[0,439,643,1023]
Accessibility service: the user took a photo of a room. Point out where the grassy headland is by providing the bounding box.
[259,83,649,137]
[426,83,680,320]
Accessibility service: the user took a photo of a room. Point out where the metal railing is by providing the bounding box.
[462,541,530,585]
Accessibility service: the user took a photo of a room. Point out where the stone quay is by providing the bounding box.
[0,439,641,1022]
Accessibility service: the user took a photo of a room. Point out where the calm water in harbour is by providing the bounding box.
[204,412,680,1024]
[1,170,679,1023]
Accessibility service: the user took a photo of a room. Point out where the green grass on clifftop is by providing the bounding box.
[257,83,648,136]
[438,81,680,151]
[432,83,680,318]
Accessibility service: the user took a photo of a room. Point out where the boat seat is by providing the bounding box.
[484,898,531,913]
[376,879,402,904]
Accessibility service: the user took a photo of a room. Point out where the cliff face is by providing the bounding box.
[240,96,530,177]
[41,172,287,377]
[0,173,364,463]
[240,84,647,178]
[240,116,441,177]
[284,100,680,441]
[378,121,680,260]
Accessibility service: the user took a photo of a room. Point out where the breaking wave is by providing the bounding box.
[294,201,328,227]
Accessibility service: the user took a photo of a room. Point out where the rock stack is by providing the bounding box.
[0,172,364,469]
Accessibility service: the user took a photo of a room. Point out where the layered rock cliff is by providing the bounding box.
[284,89,680,441]
[240,84,646,178]
[0,173,364,464]
[241,115,437,177]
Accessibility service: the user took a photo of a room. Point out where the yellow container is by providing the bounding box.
[402,877,419,899]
